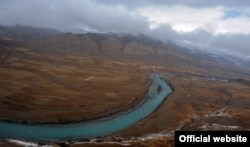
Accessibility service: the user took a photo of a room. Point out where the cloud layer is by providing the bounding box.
[138,6,225,32]
[0,0,149,33]
[0,0,250,56]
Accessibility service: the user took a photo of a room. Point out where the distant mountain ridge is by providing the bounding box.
[0,25,249,75]
[0,25,60,41]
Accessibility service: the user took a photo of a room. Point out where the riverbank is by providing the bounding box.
[0,79,152,125]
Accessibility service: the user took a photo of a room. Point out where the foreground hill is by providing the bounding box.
[0,26,250,146]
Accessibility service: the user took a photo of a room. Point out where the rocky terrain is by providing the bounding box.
[0,25,250,146]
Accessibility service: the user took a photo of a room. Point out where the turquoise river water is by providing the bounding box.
[0,73,172,141]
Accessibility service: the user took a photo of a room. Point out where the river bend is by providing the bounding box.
[0,73,172,141]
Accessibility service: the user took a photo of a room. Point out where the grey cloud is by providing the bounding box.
[209,34,250,56]
[181,29,213,45]
[147,24,180,41]
[94,0,250,8]
[148,26,250,56]
[149,26,212,44]
[0,0,149,34]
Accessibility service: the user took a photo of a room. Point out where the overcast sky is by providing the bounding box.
[0,0,250,57]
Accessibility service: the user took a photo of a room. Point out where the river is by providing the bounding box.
[0,73,172,141]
